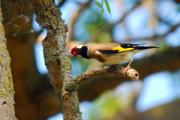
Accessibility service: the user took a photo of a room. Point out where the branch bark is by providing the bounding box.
[75,65,139,87]
[0,4,16,120]
[1,0,33,36]
[32,0,81,120]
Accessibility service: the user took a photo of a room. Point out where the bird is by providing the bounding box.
[70,43,159,66]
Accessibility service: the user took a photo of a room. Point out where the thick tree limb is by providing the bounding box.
[0,5,16,120]
[1,0,33,36]
[1,0,60,119]
[32,0,81,120]
[78,47,180,101]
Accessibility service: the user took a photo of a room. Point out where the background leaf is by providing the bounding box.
[96,1,103,8]
[104,0,111,14]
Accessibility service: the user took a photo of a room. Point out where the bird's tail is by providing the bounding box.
[121,43,160,50]
[134,45,160,50]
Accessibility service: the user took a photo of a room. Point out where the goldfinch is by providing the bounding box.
[71,43,159,65]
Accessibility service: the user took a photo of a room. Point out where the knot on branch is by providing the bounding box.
[62,81,78,100]
[64,81,78,93]
[121,67,139,80]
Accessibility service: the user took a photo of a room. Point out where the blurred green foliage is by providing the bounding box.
[74,5,112,43]
[88,91,125,120]
[96,0,111,15]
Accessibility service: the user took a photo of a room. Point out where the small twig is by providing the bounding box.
[74,65,139,87]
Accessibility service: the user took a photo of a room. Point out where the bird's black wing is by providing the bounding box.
[98,50,120,54]
[97,43,159,55]
[121,43,159,50]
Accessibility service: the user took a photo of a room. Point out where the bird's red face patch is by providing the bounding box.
[71,47,77,57]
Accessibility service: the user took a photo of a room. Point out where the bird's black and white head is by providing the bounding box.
[71,45,88,58]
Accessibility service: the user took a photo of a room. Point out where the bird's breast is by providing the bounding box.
[102,52,135,65]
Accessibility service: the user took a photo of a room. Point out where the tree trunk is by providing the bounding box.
[0,4,16,120]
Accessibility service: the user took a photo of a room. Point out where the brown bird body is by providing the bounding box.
[71,43,158,65]
[85,43,133,64]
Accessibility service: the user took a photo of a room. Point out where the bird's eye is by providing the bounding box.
[71,47,77,56]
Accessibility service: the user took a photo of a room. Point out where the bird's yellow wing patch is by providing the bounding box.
[112,46,134,52]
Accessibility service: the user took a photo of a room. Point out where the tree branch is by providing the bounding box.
[75,66,139,87]
[32,0,81,120]
[1,0,33,36]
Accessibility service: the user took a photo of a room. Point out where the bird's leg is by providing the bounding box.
[122,58,134,72]
[127,58,134,68]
